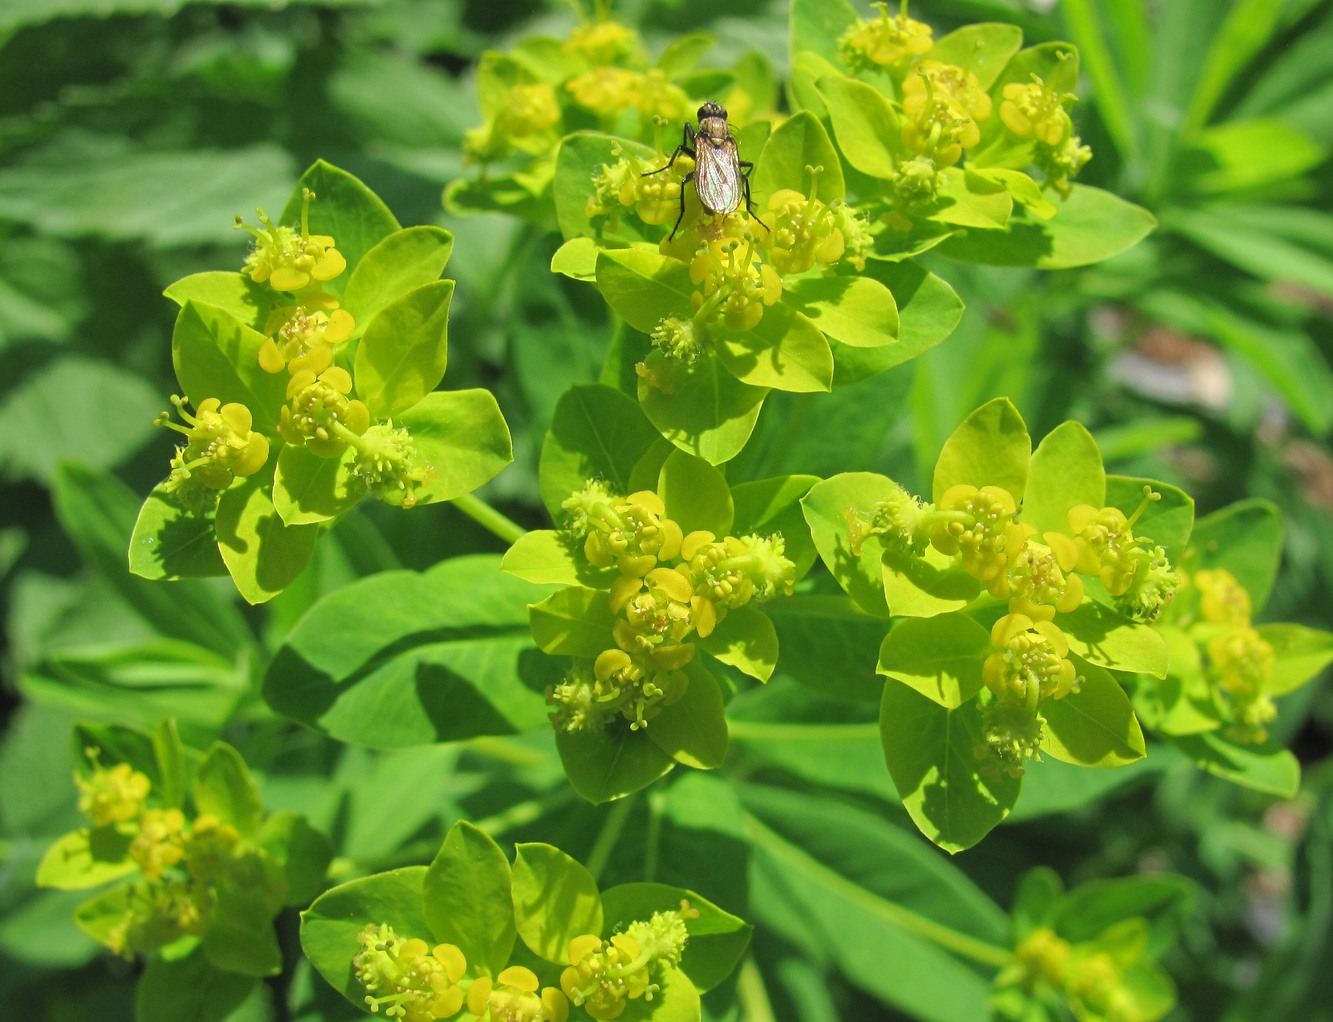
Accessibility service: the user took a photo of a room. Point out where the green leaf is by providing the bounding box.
[1051,873,1194,946]
[1105,475,1195,562]
[1132,627,1220,737]
[263,556,553,746]
[555,133,661,245]
[647,660,729,769]
[301,867,431,1009]
[540,385,659,520]
[729,474,820,578]
[815,72,902,178]
[556,723,676,804]
[782,276,898,349]
[932,397,1030,505]
[1023,421,1106,536]
[877,614,990,708]
[638,350,768,466]
[194,742,264,838]
[882,544,981,618]
[137,946,257,1022]
[601,882,751,993]
[1061,0,1136,161]
[789,0,859,67]
[1041,660,1146,767]
[398,389,513,505]
[341,226,454,331]
[802,472,897,617]
[832,262,963,383]
[743,790,1000,1019]
[424,822,516,976]
[699,606,778,684]
[937,185,1156,269]
[764,596,888,702]
[1261,624,1333,696]
[1061,602,1169,678]
[53,464,251,657]
[880,678,1020,852]
[171,301,288,434]
[272,444,359,526]
[257,811,333,907]
[202,855,284,976]
[36,827,137,890]
[925,168,1014,230]
[129,483,228,580]
[752,111,845,203]
[1185,500,1282,611]
[1167,731,1300,797]
[595,246,693,334]
[163,271,274,332]
[529,587,615,658]
[657,450,733,537]
[501,530,615,588]
[353,279,453,419]
[1184,0,1285,129]
[1183,120,1326,196]
[281,161,400,298]
[153,718,187,811]
[550,237,600,280]
[719,304,834,394]
[930,23,1023,89]
[512,843,603,963]
[215,470,318,605]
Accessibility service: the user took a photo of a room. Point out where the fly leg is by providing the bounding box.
[738,160,770,234]
[644,123,698,241]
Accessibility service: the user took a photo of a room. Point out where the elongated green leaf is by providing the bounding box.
[1168,731,1300,797]
[54,464,251,656]
[744,793,1000,1019]
[512,843,602,963]
[1062,0,1137,160]
[1185,0,1285,129]
[425,823,516,976]
[262,556,553,746]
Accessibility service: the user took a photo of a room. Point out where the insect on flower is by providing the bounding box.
[644,101,768,241]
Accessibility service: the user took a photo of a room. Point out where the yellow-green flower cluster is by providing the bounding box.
[851,480,1180,775]
[354,923,468,1022]
[550,483,795,733]
[1000,76,1092,195]
[70,758,274,959]
[901,60,993,168]
[839,1,934,75]
[764,176,871,275]
[1191,568,1277,742]
[468,966,569,1022]
[155,395,270,512]
[560,901,697,1020]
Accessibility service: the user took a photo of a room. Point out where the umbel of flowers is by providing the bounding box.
[549,481,796,733]
[37,720,328,973]
[301,823,750,1022]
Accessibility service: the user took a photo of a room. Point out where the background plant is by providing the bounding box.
[3,2,1332,1021]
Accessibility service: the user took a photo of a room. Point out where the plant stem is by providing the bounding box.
[736,957,777,1022]
[584,795,636,882]
[450,492,527,544]
[745,815,1012,969]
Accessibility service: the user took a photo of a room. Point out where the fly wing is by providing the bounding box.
[694,138,742,215]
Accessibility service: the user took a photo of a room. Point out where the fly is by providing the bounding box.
[643,101,768,241]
